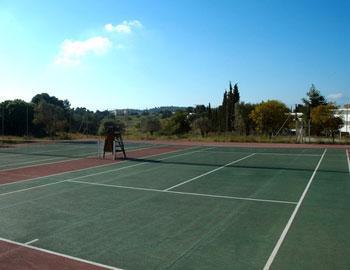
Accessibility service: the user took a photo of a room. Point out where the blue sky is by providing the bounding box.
[0,0,349,110]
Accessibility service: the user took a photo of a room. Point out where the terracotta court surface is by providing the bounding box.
[0,140,349,269]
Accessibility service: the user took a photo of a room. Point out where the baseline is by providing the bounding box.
[0,237,122,270]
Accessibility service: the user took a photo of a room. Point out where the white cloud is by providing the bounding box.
[327,92,344,100]
[105,20,142,33]
[54,36,112,66]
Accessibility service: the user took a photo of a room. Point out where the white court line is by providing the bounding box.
[125,144,166,151]
[67,179,297,205]
[164,153,256,191]
[167,190,297,205]
[0,144,163,172]
[0,143,158,171]
[0,144,92,158]
[0,155,89,171]
[0,180,68,196]
[0,147,212,196]
[0,146,202,188]
[206,150,321,157]
[0,237,122,270]
[0,144,160,172]
[254,152,321,157]
[346,149,350,175]
[24,238,39,245]
[263,148,327,270]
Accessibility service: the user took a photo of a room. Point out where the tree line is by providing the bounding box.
[0,93,110,137]
[139,83,344,140]
[0,84,345,141]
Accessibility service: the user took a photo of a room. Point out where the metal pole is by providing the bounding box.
[308,103,311,143]
[113,140,116,160]
[26,104,29,137]
[347,100,349,135]
[97,139,100,159]
[2,104,4,138]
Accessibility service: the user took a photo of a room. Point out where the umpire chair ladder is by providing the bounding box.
[103,126,126,160]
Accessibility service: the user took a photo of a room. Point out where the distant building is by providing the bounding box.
[335,107,350,134]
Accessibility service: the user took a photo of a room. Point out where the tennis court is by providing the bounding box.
[0,140,158,171]
[0,142,349,269]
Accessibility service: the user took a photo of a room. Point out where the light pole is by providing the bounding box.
[1,104,4,138]
[26,104,29,137]
[346,98,349,135]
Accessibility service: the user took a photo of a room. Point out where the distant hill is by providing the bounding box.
[112,106,188,115]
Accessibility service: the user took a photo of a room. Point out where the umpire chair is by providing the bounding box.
[103,125,126,160]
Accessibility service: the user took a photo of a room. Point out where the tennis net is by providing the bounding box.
[0,139,102,159]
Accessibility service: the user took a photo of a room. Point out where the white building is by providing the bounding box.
[335,107,350,134]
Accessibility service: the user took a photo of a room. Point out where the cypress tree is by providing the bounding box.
[220,91,228,132]
[232,83,240,130]
[233,83,240,104]
[207,103,212,120]
[227,82,234,131]
[207,103,212,131]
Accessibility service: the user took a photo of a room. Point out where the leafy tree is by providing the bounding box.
[70,107,98,134]
[140,116,161,135]
[161,111,190,135]
[191,117,210,137]
[33,101,68,137]
[159,110,172,119]
[249,100,290,138]
[194,105,206,115]
[234,102,256,135]
[311,104,344,141]
[209,107,220,132]
[32,93,70,111]
[98,118,126,135]
[0,100,34,136]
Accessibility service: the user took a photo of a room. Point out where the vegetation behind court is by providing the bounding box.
[0,83,348,144]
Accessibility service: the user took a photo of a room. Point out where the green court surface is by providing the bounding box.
[0,145,349,269]
[0,140,156,170]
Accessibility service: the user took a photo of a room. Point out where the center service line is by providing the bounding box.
[164,153,256,191]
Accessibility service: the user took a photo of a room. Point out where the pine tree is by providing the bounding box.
[302,84,327,121]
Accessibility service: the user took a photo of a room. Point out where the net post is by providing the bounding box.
[113,140,116,160]
[97,139,100,159]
